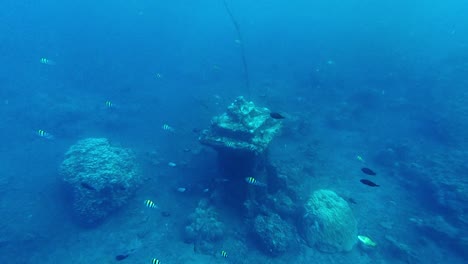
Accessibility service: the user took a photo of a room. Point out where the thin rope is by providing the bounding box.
[222,0,251,97]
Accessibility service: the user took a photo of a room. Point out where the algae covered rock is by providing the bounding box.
[184,200,225,254]
[302,189,357,253]
[267,191,297,218]
[60,138,141,226]
[253,213,295,256]
[199,96,282,154]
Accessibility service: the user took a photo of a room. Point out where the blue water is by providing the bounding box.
[1,0,467,263]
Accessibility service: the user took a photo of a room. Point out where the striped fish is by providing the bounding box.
[245,177,266,187]
[144,199,158,209]
[221,250,228,258]
[37,129,54,139]
[40,57,56,65]
[105,101,113,108]
[162,124,174,132]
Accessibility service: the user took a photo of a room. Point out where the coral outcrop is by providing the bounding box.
[184,200,225,254]
[252,213,295,256]
[302,189,357,253]
[267,191,297,218]
[60,138,141,226]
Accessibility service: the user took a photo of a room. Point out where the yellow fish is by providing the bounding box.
[144,199,158,209]
[37,129,54,139]
[245,177,266,187]
[105,101,113,108]
[221,250,227,258]
[40,58,56,65]
[357,235,376,247]
[162,124,174,132]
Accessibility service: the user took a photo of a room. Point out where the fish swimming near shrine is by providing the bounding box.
[162,124,175,132]
[361,167,377,175]
[105,100,114,108]
[40,57,56,65]
[270,112,285,119]
[245,177,266,187]
[221,250,228,258]
[144,199,158,208]
[115,254,129,261]
[358,235,377,247]
[37,129,55,140]
[360,179,379,187]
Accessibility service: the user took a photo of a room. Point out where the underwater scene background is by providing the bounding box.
[1,0,467,263]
